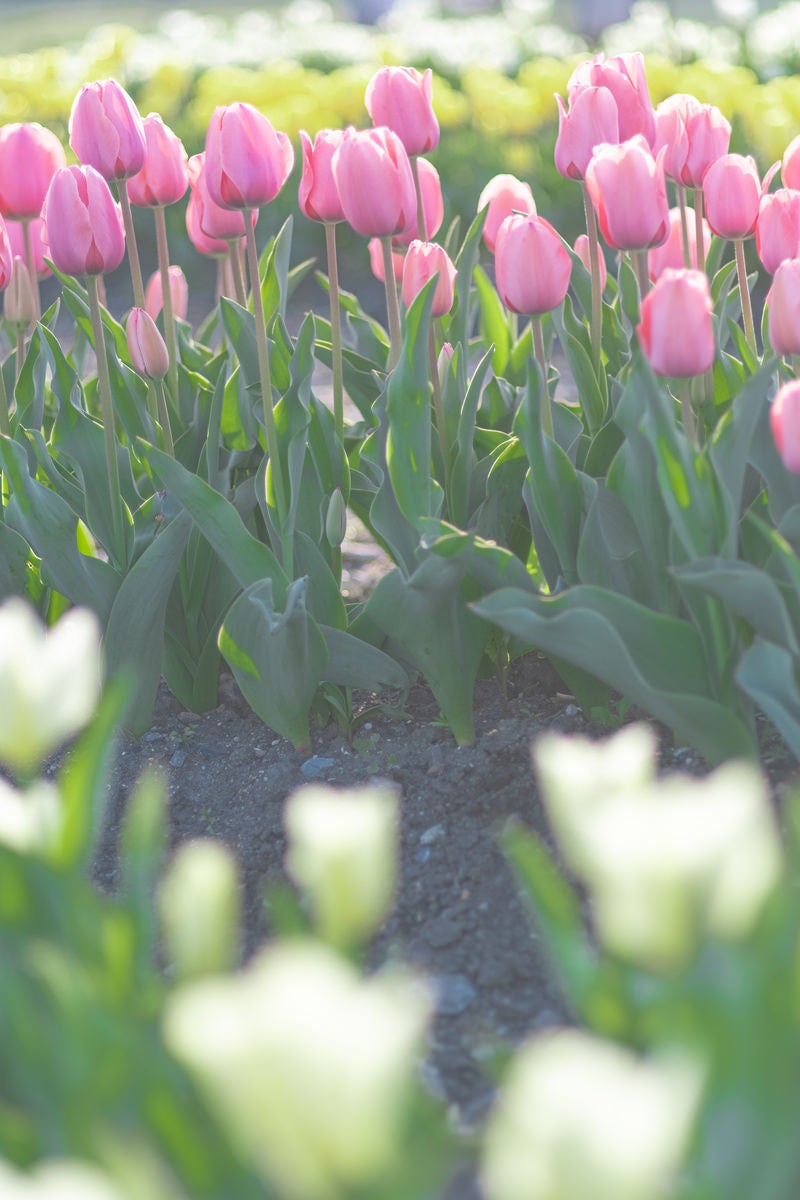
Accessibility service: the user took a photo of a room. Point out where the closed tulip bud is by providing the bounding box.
[574,233,607,290]
[145,265,189,322]
[325,487,347,548]
[69,78,146,181]
[703,153,779,240]
[555,87,619,182]
[332,126,416,239]
[477,173,536,254]
[159,839,240,979]
[298,128,346,224]
[368,236,404,284]
[568,52,655,146]
[401,240,456,316]
[127,307,170,380]
[652,93,693,184]
[204,103,294,210]
[766,257,800,356]
[648,207,710,281]
[770,379,800,472]
[4,256,36,327]
[187,153,257,243]
[42,165,125,276]
[756,188,800,274]
[782,134,800,190]
[185,189,228,257]
[585,136,670,251]
[6,216,51,278]
[365,66,439,156]
[681,101,731,188]
[495,213,572,316]
[437,340,454,386]
[127,113,189,208]
[0,122,66,219]
[0,216,12,290]
[638,268,715,378]
[392,157,444,246]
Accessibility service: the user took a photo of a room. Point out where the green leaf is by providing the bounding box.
[442,207,486,351]
[473,263,511,375]
[674,557,800,656]
[449,348,494,529]
[259,214,294,323]
[737,640,800,760]
[0,522,39,603]
[319,625,409,690]
[552,298,607,434]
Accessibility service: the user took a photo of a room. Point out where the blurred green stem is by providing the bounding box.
[116,181,146,309]
[154,378,175,458]
[678,377,698,447]
[734,237,757,355]
[87,273,125,566]
[154,204,179,402]
[693,188,706,275]
[677,186,691,268]
[20,216,40,320]
[227,239,247,307]
[429,327,450,505]
[15,328,24,383]
[324,221,344,441]
[532,315,553,438]
[381,236,403,369]
[411,155,427,242]
[581,181,602,372]
[0,360,8,437]
[632,248,650,300]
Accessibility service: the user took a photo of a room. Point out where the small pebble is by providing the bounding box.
[435,974,476,1016]
[420,823,445,845]
[300,755,336,779]
[169,750,186,768]
[564,703,579,717]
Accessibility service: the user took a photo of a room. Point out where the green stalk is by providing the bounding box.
[227,239,247,307]
[116,181,146,309]
[153,378,175,458]
[243,209,290,573]
[677,377,698,447]
[380,236,403,369]
[0,359,9,437]
[324,221,345,441]
[734,237,757,356]
[429,325,450,507]
[632,248,650,300]
[581,181,603,372]
[20,217,40,320]
[87,274,125,566]
[154,204,179,402]
[15,328,24,384]
[677,185,692,268]
[532,315,554,438]
[411,155,428,241]
[693,188,706,276]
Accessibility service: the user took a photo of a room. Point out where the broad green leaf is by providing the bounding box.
[319,625,409,690]
[449,347,493,529]
[442,207,486,351]
[0,522,39,603]
[737,640,800,760]
[674,557,800,656]
[259,214,294,323]
[473,263,511,375]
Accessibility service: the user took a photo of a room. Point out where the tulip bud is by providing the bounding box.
[756,188,800,274]
[365,66,439,156]
[437,340,454,387]
[766,257,800,356]
[568,51,656,146]
[325,487,347,548]
[332,126,416,239]
[771,379,800,472]
[703,153,779,241]
[127,112,189,208]
[42,165,125,276]
[637,268,715,378]
[368,237,404,284]
[298,128,346,224]
[0,122,66,220]
[6,215,51,279]
[204,102,294,211]
[782,134,800,190]
[127,307,170,380]
[401,240,456,316]
[494,213,572,316]
[477,173,536,254]
[648,207,710,282]
[391,157,444,246]
[187,152,257,243]
[574,233,607,291]
[555,87,619,182]
[4,256,36,327]
[585,136,670,251]
[159,839,240,979]
[145,265,189,322]
[68,78,146,182]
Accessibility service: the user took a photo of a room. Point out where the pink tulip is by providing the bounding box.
[401,240,456,316]
[554,87,619,181]
[770,379,800,472]
[637,268,715,377]
[187,153,257,243]
[477,173,536,254]
[204,103,294,211]
[756,189,800,274]
[585,136,670,251]
[126,307,169,380]
[127,113,189,208]
[648,207,711,281]
[766,258,800,356]
[368,237,404,284]
[494,213,572,315]
[332,127,416,239]
[0,122,66,219]
[68,79,146,182]
[298,128,346,224]
[652,94,692,183]
[365,66,439,156]
[4,256,36,326]
[568,52,655,146]
[392,157,444,246]
[681,101,731,188]
[145,265,189,322]
[42,165,125,276]
[703,154,779,240]
[6,216,51,278]
[574,233,607,290]
[0,216,13,289]
[185,190,228,257]
[782,135,800,191]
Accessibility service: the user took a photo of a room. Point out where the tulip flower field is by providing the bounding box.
[6,38,800,1200]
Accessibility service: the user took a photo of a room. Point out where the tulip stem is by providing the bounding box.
[693,189,706,276]
[429,327,451,504]
[381,236,403,369]
[243,210,290,572]
[87,273,125,567]
[735,238,757,356]
[117,182,146,309]
[0,361,9,437]
[581,181,603,372]
[632,249,650,301]
[15,328,24,383]
[154,378,175,458]
[227,239,247,308]
[677,377,698,447]
[677,186,692,269]
[411,156,428,242]
[532,315,554,439]
[20,217,40,321]
[324,221,345,442]
[154,205,180,403]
